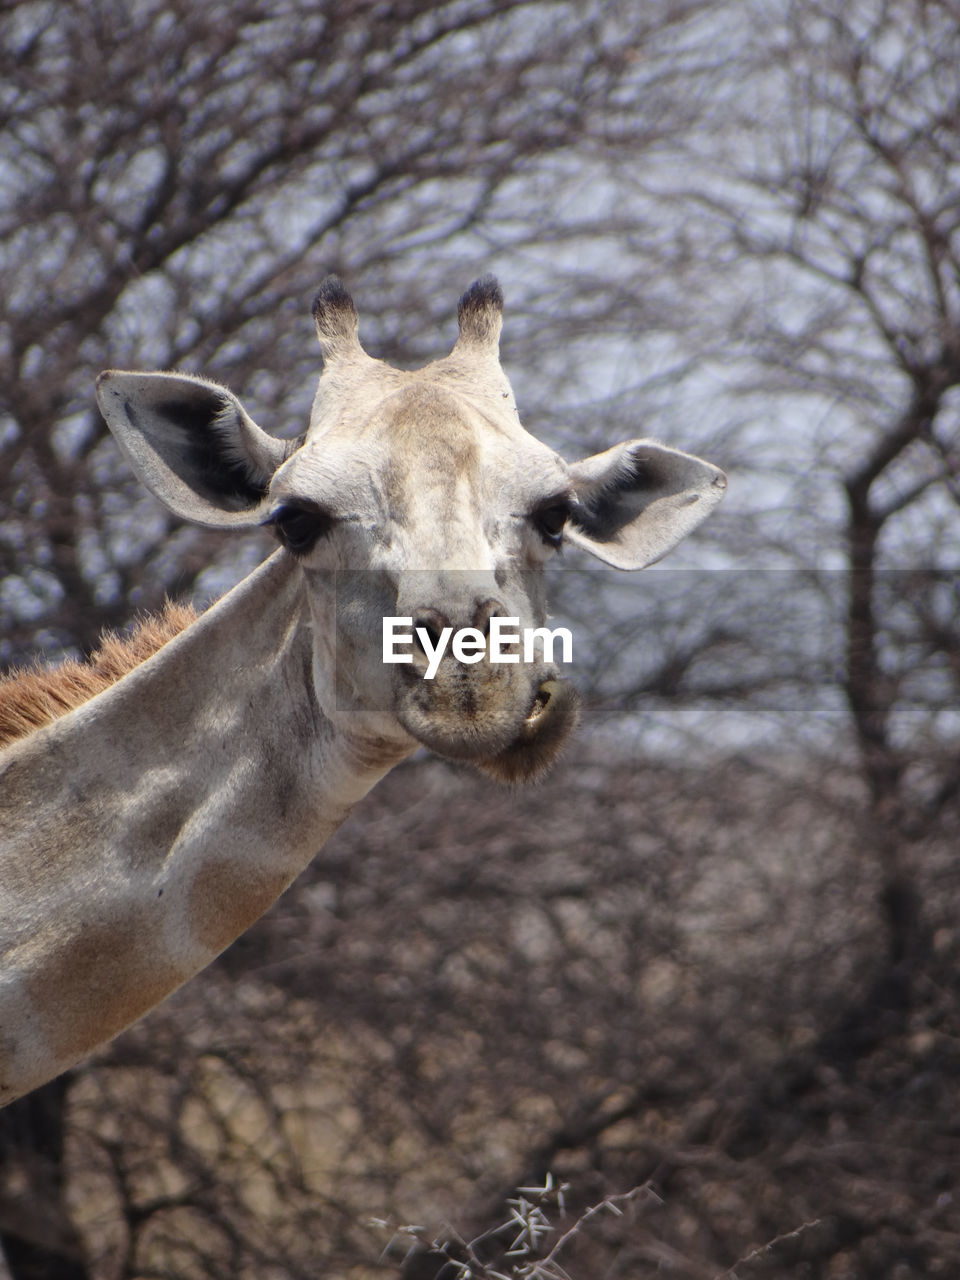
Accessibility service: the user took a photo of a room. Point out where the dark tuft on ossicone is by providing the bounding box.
[312,274,354,318]
[456,275,504,347]
[311,276,359,343]
[457,275,503,322]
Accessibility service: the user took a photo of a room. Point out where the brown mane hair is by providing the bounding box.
[0,601,197,750]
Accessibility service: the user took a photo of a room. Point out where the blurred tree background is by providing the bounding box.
[1,0,959,1276]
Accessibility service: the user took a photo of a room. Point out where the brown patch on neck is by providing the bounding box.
[26,913,188,1070]
[0,600,198,749]
[188,858,295,957]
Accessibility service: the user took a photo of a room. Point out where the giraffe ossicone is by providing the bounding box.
[0,277,726,1106]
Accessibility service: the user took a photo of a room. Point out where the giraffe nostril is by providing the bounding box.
[412,608,451,653]
[473,597,506,636]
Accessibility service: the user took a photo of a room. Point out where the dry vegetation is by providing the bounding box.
[19,743,952,1278]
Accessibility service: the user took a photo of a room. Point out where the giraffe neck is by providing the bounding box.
[0,552,412,1106]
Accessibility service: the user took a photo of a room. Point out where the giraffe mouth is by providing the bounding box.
[394,660,580,784]
[525,684,553,722]
[474,677,581,785]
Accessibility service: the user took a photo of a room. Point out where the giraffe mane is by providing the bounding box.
[0,600,198,750]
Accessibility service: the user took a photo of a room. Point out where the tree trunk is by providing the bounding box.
[0,1077,89,1280]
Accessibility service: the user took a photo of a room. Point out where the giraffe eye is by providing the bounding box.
[531,499,571,548]
[267,504,333,556]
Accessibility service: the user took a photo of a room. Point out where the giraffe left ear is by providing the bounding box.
[565,439,727,569]
[97,371,290,528]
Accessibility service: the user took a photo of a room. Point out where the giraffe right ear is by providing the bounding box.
[96,371,290,528]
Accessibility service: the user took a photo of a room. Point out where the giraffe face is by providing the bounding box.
[266,376,579,783]
[96,279,725,783]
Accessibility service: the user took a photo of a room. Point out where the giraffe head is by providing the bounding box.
[96,278,725,783]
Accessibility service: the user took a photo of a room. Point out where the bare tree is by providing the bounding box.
[554,0,960,957]
[51,746,960,1278]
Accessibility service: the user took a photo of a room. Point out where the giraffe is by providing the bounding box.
[0,277,726,1106]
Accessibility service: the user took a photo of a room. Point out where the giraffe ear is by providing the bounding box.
[96,371,290,528]
[565,439,727,569]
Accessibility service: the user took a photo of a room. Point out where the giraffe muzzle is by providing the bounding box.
[393,656,581,785]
